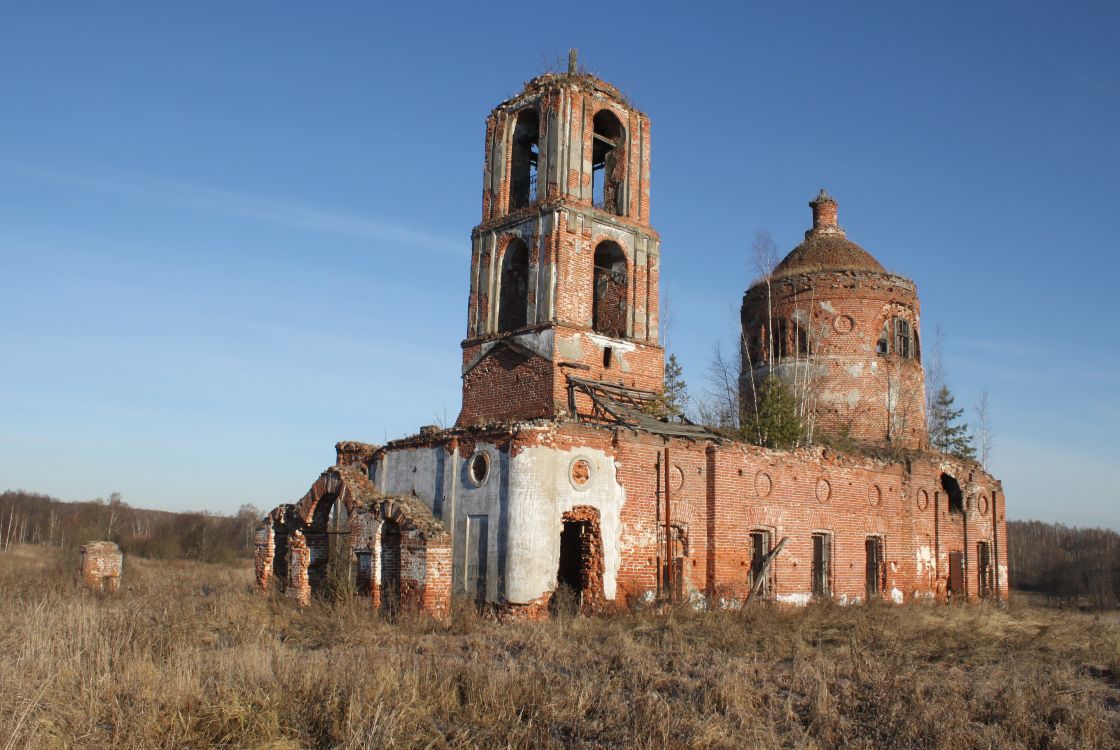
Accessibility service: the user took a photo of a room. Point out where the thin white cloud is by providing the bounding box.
[0,163,462,256]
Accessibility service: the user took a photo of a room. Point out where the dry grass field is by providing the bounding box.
[1,546,1118,749]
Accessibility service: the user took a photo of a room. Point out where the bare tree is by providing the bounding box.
[696,342,740,430]
[974,389,994,468]
[737,230,780,438]
[924,326,945,440]
[106,492,123,541]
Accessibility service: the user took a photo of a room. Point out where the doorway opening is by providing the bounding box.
[812,532,832,599]
[553,506,603,615]
[865,536,885,599]
[948,551,965,601]
[977,541,993,598]
[749,530,772,599]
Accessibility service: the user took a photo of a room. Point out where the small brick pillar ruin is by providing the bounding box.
[79,541,122,592]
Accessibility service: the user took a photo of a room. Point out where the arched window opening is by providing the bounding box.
[773,319,790,360]
[509,109,539,211]
[879,317,916,359]
[747,333,763,365]
[796,326,812,356]
[941,473,964,515]
[497,239,529,332]
[592,110,625,216]
[894,318,913,359]
[592,241,628,338]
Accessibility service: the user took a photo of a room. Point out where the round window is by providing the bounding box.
[570,458,591,488]
[469,452,490,485]
[815,478,831,503]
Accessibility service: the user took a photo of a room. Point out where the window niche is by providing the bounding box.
[592,241,628,338]
[497,239,529,332]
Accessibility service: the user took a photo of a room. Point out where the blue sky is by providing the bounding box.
[1,3,1117,528]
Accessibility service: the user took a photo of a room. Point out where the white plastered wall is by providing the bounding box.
[371,440,625,606]
[504,443,625,604]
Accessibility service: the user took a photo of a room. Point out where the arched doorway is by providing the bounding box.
[307,495,351,599]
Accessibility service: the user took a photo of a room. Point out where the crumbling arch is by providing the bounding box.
[941,473,964,515]
[497,238,529,332]
[592,241,628,338]
[509,108,539,211]
[592,109,626,215]
[256,467,452,617]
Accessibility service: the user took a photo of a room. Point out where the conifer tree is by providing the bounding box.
[649,353,691,420]
[661,353,689,418]
[743,375,802,448]
[928,384,976,460]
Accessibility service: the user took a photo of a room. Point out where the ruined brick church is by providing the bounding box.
[254,64,1008,617]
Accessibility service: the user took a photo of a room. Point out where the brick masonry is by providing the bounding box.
[79,541,122,592]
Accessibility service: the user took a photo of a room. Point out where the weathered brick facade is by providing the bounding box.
[257,63,1008,618]
[79,541,122,592]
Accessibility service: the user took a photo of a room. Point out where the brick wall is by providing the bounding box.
[79,541,122,592]
[523,424,1007,607]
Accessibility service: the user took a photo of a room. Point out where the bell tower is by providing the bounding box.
[458,56,664,427]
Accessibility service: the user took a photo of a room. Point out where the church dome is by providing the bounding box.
[771,190,885,279]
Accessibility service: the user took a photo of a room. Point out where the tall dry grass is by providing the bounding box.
[0,544,1118,749]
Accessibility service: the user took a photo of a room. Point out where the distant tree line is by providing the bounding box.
[0,490,261,564]
[1008,519,1120,609]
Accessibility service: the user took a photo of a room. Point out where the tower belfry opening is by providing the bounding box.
[510,109,539,211]
[592,109,624,215]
